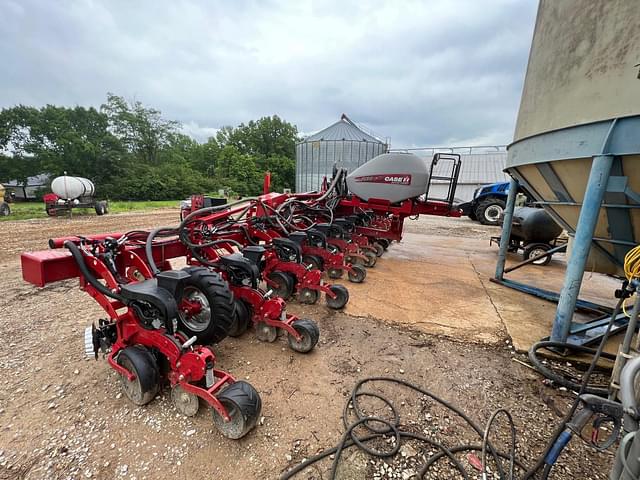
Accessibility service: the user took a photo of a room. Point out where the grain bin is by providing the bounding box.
[501,0,640,342]
[296,114,387,192]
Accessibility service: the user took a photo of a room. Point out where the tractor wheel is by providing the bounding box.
[523,243,552,266]
[326,284,349,310]
[287,319,320,353]
[348,264,366,283]
[116,346,159,406]
[267,271,295,300]
[363,251,377,268]
[302,254,324,271]
[475,198,506,226]
[372,242,384,257]
[212,381,262,439]
[298,287,319,305]
[0,203,9,216]
[378,239,390,250]
[178,267,235,344]
[229,299,251,337]
[468,209,478,221]
[327,267,344,279]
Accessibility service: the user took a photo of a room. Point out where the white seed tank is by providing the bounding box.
[51,176,95,200]
[346,153,430,203]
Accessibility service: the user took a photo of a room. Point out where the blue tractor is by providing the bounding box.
[459,181,511,225]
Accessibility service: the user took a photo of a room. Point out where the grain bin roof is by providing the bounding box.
[305,114,383,143]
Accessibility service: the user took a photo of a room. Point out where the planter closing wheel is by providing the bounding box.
[326,284,349,309]
[348,264,366,283]
[178,267,235,344]
[302,254,324,271]
[212,381,262,439]
[267,271,295,300]
[116,346,159,406]
[171,385,199,417]
[327,267,343,279]
[287,319,320,353]
[255,322,278,342]
[523,243,553,266]
[298,287,319,304]
[363,251,377,268]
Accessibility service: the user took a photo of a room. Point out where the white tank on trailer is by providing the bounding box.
[346,152,430,203]
[51,176,95,201]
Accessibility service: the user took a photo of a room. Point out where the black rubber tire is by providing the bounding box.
[468,210,478,221]
[363,251,377,268]
[378,238,390,250]
[212,381,262,439]
[287,319,320,353]
[116,346,159,406]
[372,242,384,257]
[347,264,366,283]
[475,198,506,226]
[229,299,251,337]
[178,267,235,344]
[0,203,9,216]
[267,271,295,300]
[95,202,106,216]
[327,267,344,279]
[523,243,552,266]
[302,254,324,271]
[298,287,320,305]
[326,284,349,310]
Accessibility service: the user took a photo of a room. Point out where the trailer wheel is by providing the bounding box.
[212,381,262,439]
[95,201,106,216]
[0,203,9,216]
[523,243,552,266]
[178,267,235,344]
[302,254,324,271]
[229,299,251,337]
[326,284,349,310]
[116,346,159,406]
[476,198,506,226]
[267,271,295,300]
[287,319,320,353]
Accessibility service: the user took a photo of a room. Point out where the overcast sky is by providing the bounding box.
[0,0,538,148]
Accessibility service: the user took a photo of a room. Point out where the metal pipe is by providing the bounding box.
[494,177,519,280]
[613,293,640,401]
[551,155,614,342]
[610,355,640,480]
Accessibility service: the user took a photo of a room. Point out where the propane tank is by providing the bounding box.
[510,207,562,244]
[50,176,95,200]
[346,153,429,203]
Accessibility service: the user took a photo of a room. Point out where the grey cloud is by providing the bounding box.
[0,0,538,147]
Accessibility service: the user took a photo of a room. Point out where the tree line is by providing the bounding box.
[0,93,298,200]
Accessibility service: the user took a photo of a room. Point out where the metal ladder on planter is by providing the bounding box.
[424,153,462,209]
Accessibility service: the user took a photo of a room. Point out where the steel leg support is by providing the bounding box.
[494,177,519,280]
[551,155,614,343]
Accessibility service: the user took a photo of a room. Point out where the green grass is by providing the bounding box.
[1,200,180,221]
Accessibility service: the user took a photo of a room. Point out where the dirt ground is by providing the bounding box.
[0,210,616,479]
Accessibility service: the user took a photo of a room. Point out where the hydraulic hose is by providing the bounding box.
[145,226,178,275]
[64,240,128,304]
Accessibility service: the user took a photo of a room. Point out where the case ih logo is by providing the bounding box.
[354,174,412,186]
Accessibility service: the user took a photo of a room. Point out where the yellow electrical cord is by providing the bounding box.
[623,244,640,316]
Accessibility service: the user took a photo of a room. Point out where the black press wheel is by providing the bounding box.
[229,299,251,337]
[372,242,384,257]
[347,264,366,283]
[302,254,324,271]
[475,198,506,226]
[212,381,262,439]
[298,287,320,304]
[378,238,390,250]
[178,267,235,344]
[327,267,344,279]
[523,243,552,266]
[267,271,295,300]
[363,251,377,268]
[116,346,159,406]
[287,319,320,353]
[326,284,349,310]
